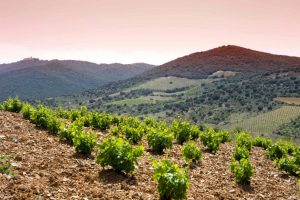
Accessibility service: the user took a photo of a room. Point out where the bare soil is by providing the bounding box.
[0,111,299,200]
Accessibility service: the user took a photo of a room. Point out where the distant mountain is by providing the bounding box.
[0,58,155,101]
[143,45,300,79]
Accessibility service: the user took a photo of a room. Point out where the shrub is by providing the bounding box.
[147,127,174,154]
[277,141,297,155]
[190,125,201,140]
[70,109,81,121]
[98,113,113,130]
[109,126,120,136]
[277,156,300,176]
[55,106,70,119]
[21,102,35,120]
[152,159,189,200]
[217,130,231,143]
[123,125,145,144]
[230,158,253,184]
[2,97,23,113]
[0,155,14,175]
[253,136,272,149]
[96,137,144,174]
[59,120,84,144]
[267,143,288,160]
[47,116,62,134]
[111,114,121,125]
[30,105,52,129]
[182,141,202,164]
[235,131,253,151]
[121,116,141,128]
[172,120,192,144]
[200,128,221,153]
[233,146,250,161]
[90,111,112,130]
[144,117,158,128]
[73,131,97,154]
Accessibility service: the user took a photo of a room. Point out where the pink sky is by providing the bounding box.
[0,0,299,65]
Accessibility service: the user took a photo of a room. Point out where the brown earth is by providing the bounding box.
[0,111,299,200]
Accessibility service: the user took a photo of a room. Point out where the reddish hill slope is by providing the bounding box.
[0,111,299,199]
[144,45,300,78]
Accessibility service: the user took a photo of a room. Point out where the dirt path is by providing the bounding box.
[0,111,299,199]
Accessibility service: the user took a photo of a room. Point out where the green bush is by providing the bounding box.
[111,114,121,125]
[144,116,158,128]
[21,102,35,120]
[200,128,221,153]
[235,131,253,151]
[277,141,297,155]
[0,155,14,175]
[30,105,52,129]
[217,130,231,143]
[89,111,112,130]
[96,137,144,174]
[253,136,272,149]
[267,142,288,160]
[2,97,23,113]
[152,159,189,200]
[123,125,146,144]
[55,106,70,119]
[109,126,120,136]
[47,116,61,134]
[190,125,201,140]
[172,120,192,144]
[121,116,142,128]
[59,119,84,144]
[233,146,250,161]
[147,127,174,154]
[277,156,300,176]
[73,131,97,154]
[230,158,253,184]
[70,109,81,121]
[182,141,202,164]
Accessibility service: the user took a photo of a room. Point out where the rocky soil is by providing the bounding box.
[0,111,299,199]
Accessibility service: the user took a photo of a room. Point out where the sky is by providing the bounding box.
[0,0,299,65]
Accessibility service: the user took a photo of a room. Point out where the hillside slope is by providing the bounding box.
[0,111,299,199]
[144,45,300,78]
[0,58,155,101]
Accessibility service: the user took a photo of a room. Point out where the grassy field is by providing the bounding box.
[107,98,153,105]
[224,106,300,135]
[107,95,173,106]
[130,76,214,91]
[273,97,300,105]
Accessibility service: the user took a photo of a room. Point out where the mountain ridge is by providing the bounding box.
[0,59,155,101]
[143,45,300,79]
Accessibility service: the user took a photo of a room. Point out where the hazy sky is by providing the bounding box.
[0,0,299,65]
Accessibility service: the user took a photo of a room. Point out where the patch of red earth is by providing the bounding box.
[0,111,299,199]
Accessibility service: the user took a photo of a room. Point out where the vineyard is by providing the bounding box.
[0,97,299,199]
[225,106,300,137]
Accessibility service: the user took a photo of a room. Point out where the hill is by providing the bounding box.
[0,58,155,101]
[0,109,299,199]
[48,45,300,139]
[143,45,300,78]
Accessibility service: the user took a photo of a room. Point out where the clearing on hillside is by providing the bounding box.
[130,76,214,91]
[274,97,300,105]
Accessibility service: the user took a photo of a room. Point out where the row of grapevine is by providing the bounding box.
[230,131,254,184]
